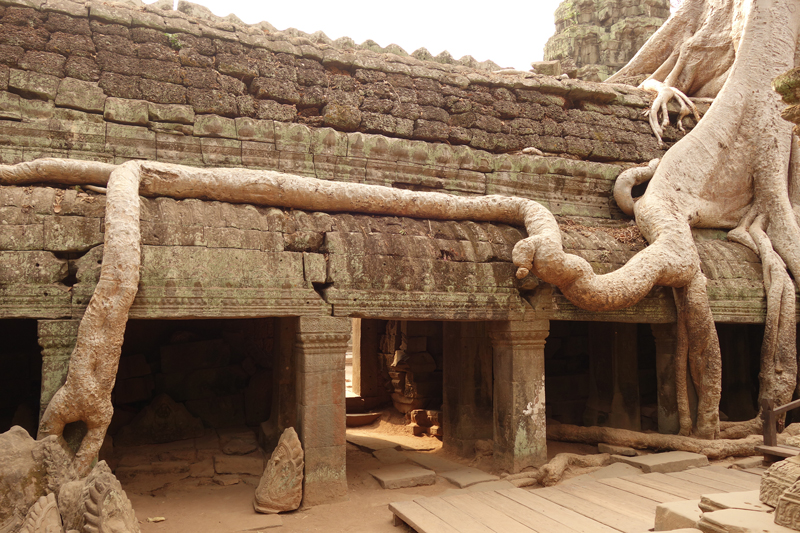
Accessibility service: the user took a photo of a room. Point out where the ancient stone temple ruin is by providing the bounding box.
[542,0,671,81]
[0,0,796,529]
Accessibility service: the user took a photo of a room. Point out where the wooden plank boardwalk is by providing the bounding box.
[389,465,763,533]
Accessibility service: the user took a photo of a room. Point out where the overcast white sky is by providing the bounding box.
[147,0,563,70]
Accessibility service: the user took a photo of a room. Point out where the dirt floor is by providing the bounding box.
[122,412,605,533]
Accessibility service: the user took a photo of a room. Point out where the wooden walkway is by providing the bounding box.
[389,465,764,533]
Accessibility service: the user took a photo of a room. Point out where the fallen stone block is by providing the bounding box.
[699,491,772,513]
[655,499,702,531]
[373,448,408,465]
[213,474,240,486]
[731,457,764,470]
[698,508,796,533]
[613,451,709,473]
[439,467,499,489]
[369,464,436,489]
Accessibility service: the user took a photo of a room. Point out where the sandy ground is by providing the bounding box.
[125,421,602,533]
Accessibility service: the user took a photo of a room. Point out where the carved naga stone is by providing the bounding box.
[253,427,304,514]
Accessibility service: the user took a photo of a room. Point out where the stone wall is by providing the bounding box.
[543,0,670,81]
[0,0,699,168]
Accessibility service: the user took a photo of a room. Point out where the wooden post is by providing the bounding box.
[762,398,777,446]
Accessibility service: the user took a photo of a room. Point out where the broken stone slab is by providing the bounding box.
[731,457,763,470]
[655,499,702,531]
[345,433,400,451]
[373,448,408,465]
[598,442,638,457]
[698,508,796,533]
[699,491,773,513]
[401,451,462,472]
[612,451,709,473]
[253,427,303,514]
[369,464,436,489]
[439,468,499,489]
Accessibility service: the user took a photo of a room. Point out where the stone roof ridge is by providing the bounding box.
[152,0,505,72]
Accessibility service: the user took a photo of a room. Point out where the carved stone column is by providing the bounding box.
[651,323,680,434]
[294,316,349,507]
[37,319,80,422]
[489,318,549,472]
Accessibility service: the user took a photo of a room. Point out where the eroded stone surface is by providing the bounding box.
[699,491,772,513]
[761,456,800,507]
[19,493,62,533]
[698,508,796,533]
[253,427,303,514]
[439,468,499,489]
[776,479,800,529]
[115,393,205,447]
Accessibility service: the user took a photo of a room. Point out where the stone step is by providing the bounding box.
[369,463,436,489]
[655,499,702,531]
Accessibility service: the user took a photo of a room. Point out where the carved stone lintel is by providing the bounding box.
[254,427,304,514]
[761,456,800,507]
[776,479,800,529]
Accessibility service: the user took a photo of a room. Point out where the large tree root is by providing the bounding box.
[547,423,765,460]
[503,453,612,487]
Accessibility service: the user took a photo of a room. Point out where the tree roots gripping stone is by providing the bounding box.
[2,0,800,469]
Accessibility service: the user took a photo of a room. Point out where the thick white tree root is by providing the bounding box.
[640,80,701,146]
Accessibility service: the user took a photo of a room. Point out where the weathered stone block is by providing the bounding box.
[155,132,203,165]
[201,137,241,166]
[303,252,326,283]
[299,370,344,407]
[235,117,274,142]
[194,113,237,138]
[241,140,278,168]
[369,464,435,489]
[9,69,59,100]
[55,78,106,113]
[104,97,148,125]
[106,122,156,159]
[89,1,132,25]
[43,215,102,252]
[148,102,195,124]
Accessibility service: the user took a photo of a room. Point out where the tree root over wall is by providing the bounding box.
[2,0,800,475]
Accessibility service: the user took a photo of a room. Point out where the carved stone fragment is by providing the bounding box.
[0,426,75,533]
[19,493,62,533]
[60,461,140,533]
[761,456,800,507]
[776,479,800,530]
[253,427,304,514]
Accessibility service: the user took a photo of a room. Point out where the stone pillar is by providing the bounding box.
[584,322,640,431]
[37,319,80,422]
[352,319,383,409]
[294,316,349,507]
[442,322,493,457]
[651,323,680,434]
[489,318,549,473]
